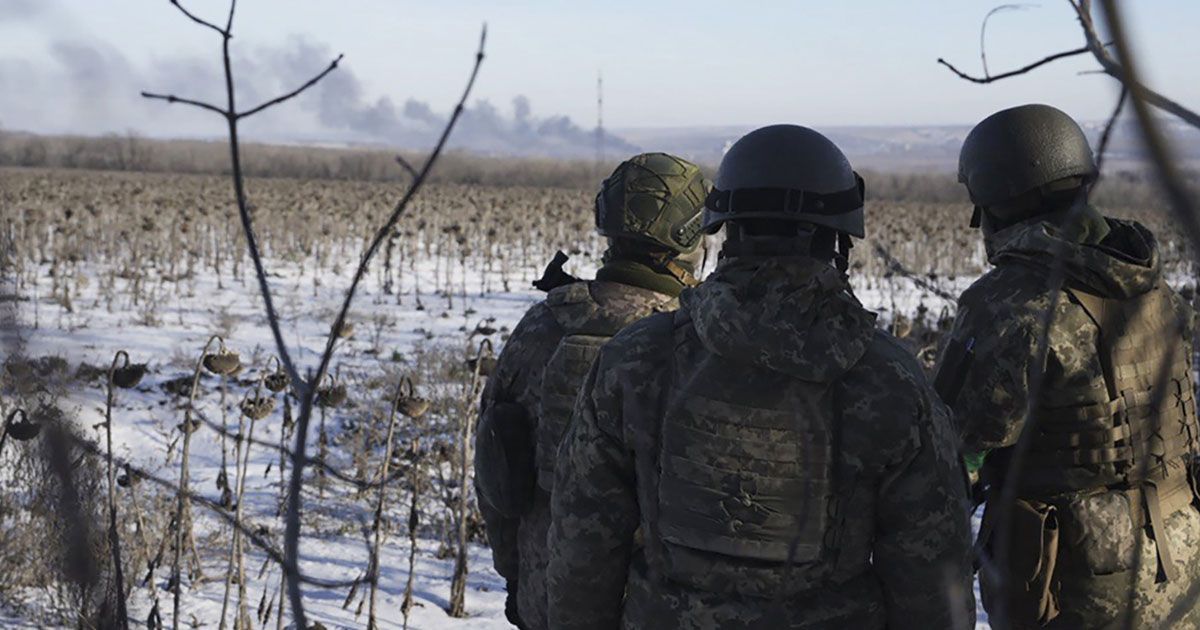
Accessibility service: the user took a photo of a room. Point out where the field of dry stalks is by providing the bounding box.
[0,165,1194,629]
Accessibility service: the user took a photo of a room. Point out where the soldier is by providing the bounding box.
[938,103,1200,628]
[473,152,711,630]
[547,125,975,629]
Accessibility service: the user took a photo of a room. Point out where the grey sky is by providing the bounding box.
[1,1,1196,154]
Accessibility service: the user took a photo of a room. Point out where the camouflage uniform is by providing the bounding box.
[548,256,976,629]
[940,214,1200,628]
[478,277,678,630]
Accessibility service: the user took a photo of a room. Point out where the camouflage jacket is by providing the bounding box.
[548,256,975,630]
[476,278,677,630]
[941,215,1193,458]
[938,216,1200,627]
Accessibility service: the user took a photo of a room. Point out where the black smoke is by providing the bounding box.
[0,34,638,159]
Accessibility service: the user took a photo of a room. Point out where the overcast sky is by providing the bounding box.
[2,0,1197,150]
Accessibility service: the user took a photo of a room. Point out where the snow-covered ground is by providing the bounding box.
[3,245,990,628]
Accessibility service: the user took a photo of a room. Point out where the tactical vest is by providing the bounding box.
[641,311,837,598]
[1022,280,1199,579]
[536,281,673,492]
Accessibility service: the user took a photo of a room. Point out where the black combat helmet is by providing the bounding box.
[703,125,865,238]
[959,104,1097,227]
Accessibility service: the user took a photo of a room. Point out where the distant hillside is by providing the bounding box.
[616,119,1200,173]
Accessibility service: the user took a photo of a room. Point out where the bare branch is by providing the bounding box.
[167,0,228,37]
[282,22,488,629]
[395,154,419,179]
[937,46,1090,83]
[238,54,345,120]
[1093,0,1200,262]
[215,10,305,394]
[224,0,238,33]
[1094,85,1127,177]
[1071,0,1200,129]
[981,4,1039,78]
[140,91,229,118]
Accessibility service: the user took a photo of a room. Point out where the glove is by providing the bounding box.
[504,580,525,629]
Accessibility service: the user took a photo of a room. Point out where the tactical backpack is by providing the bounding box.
[536,281,675,492]
[637,310,840,598]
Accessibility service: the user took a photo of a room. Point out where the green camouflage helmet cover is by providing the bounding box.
[595,152,711,255]
[959,103,1097,210]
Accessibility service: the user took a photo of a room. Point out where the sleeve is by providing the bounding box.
[475,303,561,582]
[872,387,977,629]
[546,354,640,630]
[937,286,1038,454]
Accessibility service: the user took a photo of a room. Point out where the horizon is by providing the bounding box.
[3,0,1198,159]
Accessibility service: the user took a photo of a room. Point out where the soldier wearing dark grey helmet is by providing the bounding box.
[547,125,975,629]
[473,152,710,630]
[937,103,1200,628]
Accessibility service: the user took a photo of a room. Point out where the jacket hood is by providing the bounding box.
[988,215,1161,299]
[680,257,877,382]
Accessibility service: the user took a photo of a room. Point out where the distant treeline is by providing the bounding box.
[0,130,1190,208]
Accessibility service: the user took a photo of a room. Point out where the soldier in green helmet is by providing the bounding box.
[473,152,710,630]
[937,103,1200,628]
[547,125,975,629]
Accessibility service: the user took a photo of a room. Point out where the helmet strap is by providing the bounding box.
[834,232,853,273]
[662,257,700,288]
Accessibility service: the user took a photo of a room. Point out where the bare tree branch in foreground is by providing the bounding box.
[142,1,487,626]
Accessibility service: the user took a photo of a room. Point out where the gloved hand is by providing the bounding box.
[504,580,525,629]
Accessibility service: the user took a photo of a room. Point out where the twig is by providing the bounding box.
[238,55,345,119]
[937,46,1089,84]
[167,0,228,37]
[1071,0,1200,131]
[395,155,420,180]
[283,23,487,628]
[1093,85,1128,179]
[214,8,305,395]
[980,4,1039,79]
[140,92,229,118]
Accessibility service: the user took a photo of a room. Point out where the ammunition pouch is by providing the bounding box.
[980,499,1061,627]
[474,401,536,518]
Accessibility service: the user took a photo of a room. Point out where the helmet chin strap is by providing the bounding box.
[662,257,700,287]
[970,206,983,228]
[834,232,853,273]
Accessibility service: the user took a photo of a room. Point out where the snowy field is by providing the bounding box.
[1,239,995,628]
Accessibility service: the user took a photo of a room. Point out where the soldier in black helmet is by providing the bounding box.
[938,103,1200,628]
[473,152,710,629]
[547,125,975,629]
